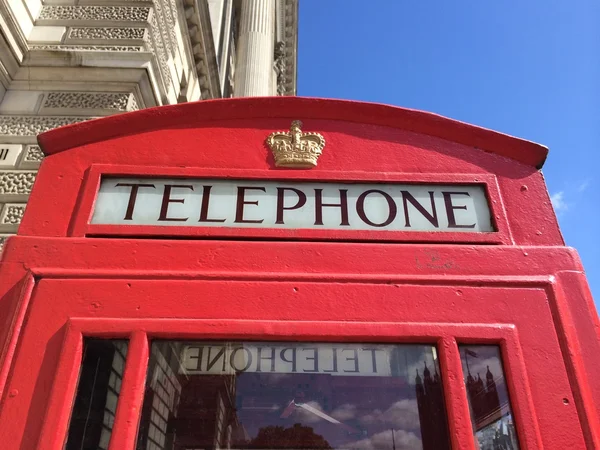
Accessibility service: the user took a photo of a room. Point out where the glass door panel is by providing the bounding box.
[65,339,129,450]
[459,345,519,450]
[136,341,452,450]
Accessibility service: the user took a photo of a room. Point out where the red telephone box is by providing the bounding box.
[0,97,598,450]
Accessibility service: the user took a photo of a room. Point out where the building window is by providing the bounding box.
[459,345,520,450]
[65,339,128,450]
[136,341,451,450]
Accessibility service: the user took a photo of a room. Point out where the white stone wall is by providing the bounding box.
[0,0,297,250]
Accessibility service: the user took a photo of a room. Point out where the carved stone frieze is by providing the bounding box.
[24,145,44,163]
[146,14,172,88]
[151,0,176,56]
[184,0,220,99]
[280,0,297,95]
[68,27,146,40]
[0,235,9,252]
[1,203,26,224]
[274,41,287,96]
[43,92,138,111]
[0,171,36,195]
[38,6,151,22]
[0,116,90,136]
[166,0,179,54]
[30,45,144,52]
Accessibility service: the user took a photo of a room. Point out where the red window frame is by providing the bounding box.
[39,318,540,450]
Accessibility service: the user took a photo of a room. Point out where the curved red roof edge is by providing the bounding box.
[37,96,548,169]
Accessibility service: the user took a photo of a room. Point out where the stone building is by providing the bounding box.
[0,0,298,248]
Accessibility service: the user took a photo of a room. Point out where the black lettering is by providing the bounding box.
[442,191,476,228]
[323,347,339,373]
[199,185,226,223]
[186,346,203,371]
[256,347,276,372]
[314,189,350,226]
[280,348,298,372]
[235,186,266,223]
[342,348,359,373]
[158,184,193,222]
[356,190,397,227]
[401,191,439,228]
[364,348,382,373]
[206,346,227,372]
[276,187,307,224]
[302,348,319,372]
[115,183,156,220]
[230,347,253,372]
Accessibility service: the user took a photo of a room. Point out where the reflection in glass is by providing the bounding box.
[65,339,128,450]
[459,345,520,450]
[136,341,451,450]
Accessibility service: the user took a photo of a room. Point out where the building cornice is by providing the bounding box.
[282,0,297,95]
[182,0,221,99]
[0,0,28,83]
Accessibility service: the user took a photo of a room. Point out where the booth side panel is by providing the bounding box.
[0,279,70,449]
[19,154,88,238]
[497,172,564,246]
[553,270,600,448]
[0,262,34,402]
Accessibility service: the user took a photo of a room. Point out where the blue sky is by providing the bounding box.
[297,1,600,310]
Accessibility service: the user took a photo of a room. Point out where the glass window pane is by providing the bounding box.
[459,345,520,450]
[137,341,451,450]
[65,339,128,450]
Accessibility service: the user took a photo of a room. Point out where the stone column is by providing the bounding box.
[234,0,276,97]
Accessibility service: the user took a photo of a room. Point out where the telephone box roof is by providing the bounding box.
[38,97,548,169]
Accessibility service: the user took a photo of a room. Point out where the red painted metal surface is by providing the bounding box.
[0,97,597,450]
[21,97,559,246]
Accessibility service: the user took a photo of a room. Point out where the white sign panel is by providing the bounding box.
[91,178,493,232]
[0,144,23,167]
[180,343,394,377]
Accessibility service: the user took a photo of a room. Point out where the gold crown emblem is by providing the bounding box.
[266,120,325,168]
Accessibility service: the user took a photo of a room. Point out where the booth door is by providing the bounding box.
[0,278,586,450]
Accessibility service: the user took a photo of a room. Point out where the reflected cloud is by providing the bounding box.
[331,403,357,421]
[404,354,440,386]
[460,346,505,384]
[294,401,327,424]
[463,356,503,381]
[359,399,420,430]
[344,429,423,450]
